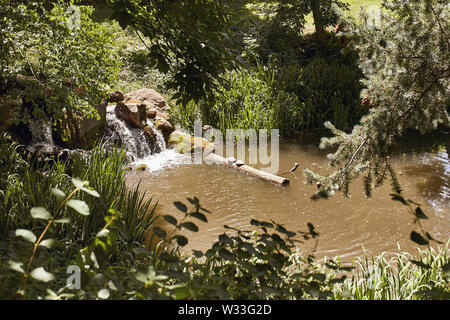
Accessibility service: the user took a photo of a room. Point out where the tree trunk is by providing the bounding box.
[310,0,326,43]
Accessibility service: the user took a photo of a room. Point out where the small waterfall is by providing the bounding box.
[29,119,54,146]
[104,105,170,161]
[147,119,166,153]
[104,105,153,161]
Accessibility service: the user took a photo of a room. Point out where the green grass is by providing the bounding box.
[331,243,450,300]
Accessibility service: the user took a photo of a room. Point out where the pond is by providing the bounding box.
[126,131,450,261]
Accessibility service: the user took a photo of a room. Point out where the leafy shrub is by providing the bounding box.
[0,1,120,123]
[299,56,364,131]
[0,137,156,245]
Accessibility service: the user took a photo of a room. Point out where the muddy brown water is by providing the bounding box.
[126,132,450,261]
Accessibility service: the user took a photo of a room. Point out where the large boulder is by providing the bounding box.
[124,88,169,112]
[168,131,215,155]
[115,101,142,129]
[155,118,174,136]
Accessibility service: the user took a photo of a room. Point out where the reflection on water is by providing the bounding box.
[126,132,450,261]
[401,149,450,214]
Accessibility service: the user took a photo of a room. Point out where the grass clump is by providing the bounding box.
[333,244,450,300]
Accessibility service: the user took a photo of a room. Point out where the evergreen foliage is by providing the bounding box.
[304,0,449,199]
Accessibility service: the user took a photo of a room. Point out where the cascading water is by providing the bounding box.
[104,105,188,170]
[104,105,153,161]
[147,119,166,153]
[29,119,55,147]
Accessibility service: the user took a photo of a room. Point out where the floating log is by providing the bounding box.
[205,153,289,186]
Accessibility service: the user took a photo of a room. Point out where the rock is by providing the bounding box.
[155,111,172,122]
[138,104,147,125]
[115,101,141,128]
[57,101,107,149]
[168,131,215,155]
[124,88,169,112]
[78,101,107,142]
[156,119,174,135]
[136,164,148,171]
[143,125,156,143]
[107,91,124,103]
[147,108,157,119]
[0,95,21,131]
[168,131,192,153]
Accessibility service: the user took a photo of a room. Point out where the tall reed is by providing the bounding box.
[332,243,450,300]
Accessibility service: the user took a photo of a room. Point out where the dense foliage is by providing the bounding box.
[304,0,450,199]
[0,0,120,123]
[0,136,448,300]
[87,0,245,104]
[173,64,304,135]
[0,0,449,301]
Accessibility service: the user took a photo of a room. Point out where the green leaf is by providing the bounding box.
[39,239,56,249]
[15,229,36,243]
[410,231,429,246]
[72,178,87,188]
[30,267,55,282]
[66,200,90,216]
[306,281,320,298]
[50,188,66,200]
[96,229,110,238]
[174,286,191,300]
[159,252,179,263]
[218,233,233,245]
[54,218,70,224]
[110,11,132,29]
[42,1,55,11]
[414,207,428,219]
[173,201,187,213]
[98,289,110,300]
[30,207,51,220]
[218,248,233,261]
[163,215,178,226]
[81,187,100,198]
[426,232,443,244]
[181,222,199,232]
[153,226,167,238]
[8,260,25,273]
[192,250,203,258]
[133,247,151,256]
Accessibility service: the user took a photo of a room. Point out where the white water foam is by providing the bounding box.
[132,149,190,172]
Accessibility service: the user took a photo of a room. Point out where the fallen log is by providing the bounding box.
[205,153,289,186]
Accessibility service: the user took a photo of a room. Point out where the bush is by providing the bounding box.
[0,136,156,245]
[299,56,365,131]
